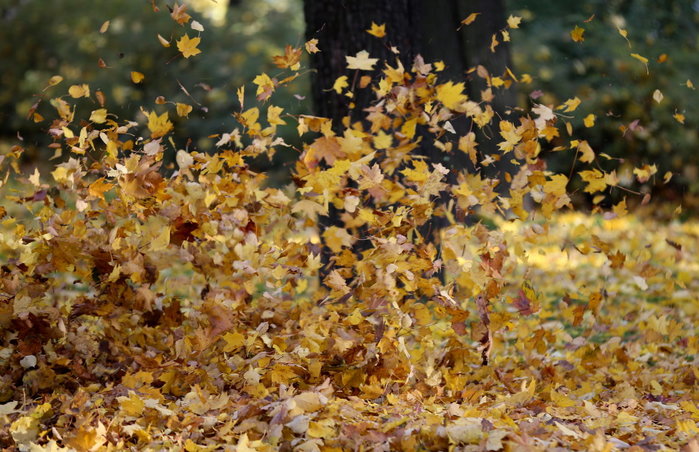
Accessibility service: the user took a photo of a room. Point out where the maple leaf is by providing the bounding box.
[253,73,276,101]
[570,25,585,42]
[170,2,191,24]
[146,111,173,138]
[366,22,386,38]
[507,15,522,29]
[177,34,201,58]
[130,71,144,84]
[346,50,378,71]
[332,75,348,94]
[89,108,107,124]
[273,45,302,70]
[176,103,192,117]
[633,164,657,183]
[577,140,595,163]
[558,97,581,113]
[583,114,596,127]
[305,38,320,54]
[436,81,467,110]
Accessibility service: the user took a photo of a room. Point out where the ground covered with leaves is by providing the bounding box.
[1,3,698,450]
[1,203,698,450]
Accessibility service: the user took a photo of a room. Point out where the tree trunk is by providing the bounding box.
[303,0,513,279]
[303,0,421,128]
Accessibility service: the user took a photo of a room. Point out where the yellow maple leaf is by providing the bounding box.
[570,25,585,42]
[346,50,378,71]
[633,164,657,183]
[88,178,113,200]
[267,105,286,126]
[507,15,522,29]
[401,160,429,183]
[305,38,319,54]
[583,113,596,128]
[436,81,467,110]
[579,169,607,193]
[177,34,202,58]
[498,120,521,152]
[28,168,41,187]
[176,103,193,117]
[366,22,386,38]
[253,73,275,101]
[577,140,595,163]
[131,71,145,84]
[147,111,173,138]
[558,97,581,112]
[543,174,568,196]
[149,226,170,252]
[90,108,108,124]
[323,226,355,253]
[333,75,349,94]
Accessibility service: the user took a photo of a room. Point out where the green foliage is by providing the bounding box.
[513,0,699,193]
[0,0,307,168]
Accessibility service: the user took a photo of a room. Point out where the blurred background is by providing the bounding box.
[0,0,697,206]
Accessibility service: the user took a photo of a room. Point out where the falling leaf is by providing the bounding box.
[177,34,202,58]
[577,140,595,163]
[346,50,378,71]
[570,25,585,42]
[191,20,204,32]
[507,15,522,29]
[146,111,173,138]
[558,97,581,113]
[436,81,467,110]
[583,114,596,127]
[652,89,663,104]
[460,12,480,28]
[69,84,90,99]
[157,34,171,47]
[131,71,145,84]
[617,27,631,47]
[631,53,649,73]
[332,76,348,94]
[176,103,193,117]
[48,75,64,87]
[90,108,108,124]
[305,38,320,54]
[633,164,657,183]
[273,45,302,70]
[366,22,386,38]
[170,2,191,24]
[99,20,110,33]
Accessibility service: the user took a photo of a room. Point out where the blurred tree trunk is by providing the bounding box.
[417,0,516,182]
[303,0,421,127]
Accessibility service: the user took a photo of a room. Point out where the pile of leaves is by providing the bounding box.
[1,3,697,450]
